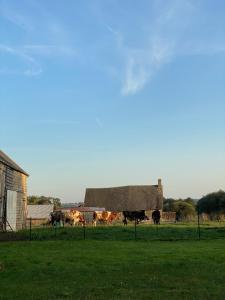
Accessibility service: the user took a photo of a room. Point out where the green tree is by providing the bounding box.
[27,196,61,209]
[197,190,225,219]
[163,197,196,212]
[163,198,176,212]
[174,201,196,221]
[184,197,196,207]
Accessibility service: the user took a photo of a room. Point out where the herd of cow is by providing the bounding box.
[49,209,161,226]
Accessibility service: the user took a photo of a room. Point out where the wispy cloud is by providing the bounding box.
[23,44,77,57]
[0,44,42,76]
[105,0,225,96]
[122,39,172,95]
[0,2,34,31]
[106,25,120,36]
[0,43,76,76]
[0,1,77,76]
[34,120,80,125]
[115,1,189,96]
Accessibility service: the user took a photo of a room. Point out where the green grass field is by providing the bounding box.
[1,222,225,242]
[1,224,225,299]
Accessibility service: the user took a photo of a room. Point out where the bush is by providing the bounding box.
[163,198,196,221]
[197,190,225,220]
[174,201,196,221]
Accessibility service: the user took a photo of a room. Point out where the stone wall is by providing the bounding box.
[0,164,6,222]
[26,218,48,227]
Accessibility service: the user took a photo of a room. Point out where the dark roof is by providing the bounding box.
[61,203,80,209]
[84,183,163,211]
[72,207,105,212]
[0,150,29,176]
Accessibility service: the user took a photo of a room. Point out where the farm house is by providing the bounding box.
[84,179,163,212]
[0,150,28,231]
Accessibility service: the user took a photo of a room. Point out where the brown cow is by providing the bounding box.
[50,210,85,227]
[68,210,85,226]
[92,211,119,226]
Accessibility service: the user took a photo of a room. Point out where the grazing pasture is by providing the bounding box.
[0,239,225,299]
[31,222,225,241]
[1,222,225,242]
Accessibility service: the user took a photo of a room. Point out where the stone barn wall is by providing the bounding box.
[0,161,28,231]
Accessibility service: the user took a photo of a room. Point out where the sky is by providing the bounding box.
[0,0,225,202]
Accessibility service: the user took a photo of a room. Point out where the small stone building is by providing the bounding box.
[84,179,163,212]
[0,150,28,231]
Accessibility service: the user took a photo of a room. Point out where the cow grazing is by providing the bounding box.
[50,211,65,226]
[108,212,119,223]
[69,210,85,226]
[152,210,161,225]
[50,210,85,227]
[122,210,148,225]
[92,211,119,226]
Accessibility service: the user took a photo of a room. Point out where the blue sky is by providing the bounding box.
[0,0,225,202]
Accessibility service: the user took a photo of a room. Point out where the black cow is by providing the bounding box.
[50,211,75,227]
[50,211,65,226]
[152,210,161,225]
[122,210,148,225]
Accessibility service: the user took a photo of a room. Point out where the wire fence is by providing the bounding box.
[1,217,225,242]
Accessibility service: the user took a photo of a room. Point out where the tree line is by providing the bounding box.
[27,196,61,209]
[164,190,225,221]
[163,197,196,221]
[197,190,225,220]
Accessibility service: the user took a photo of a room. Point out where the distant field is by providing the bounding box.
[1,239,225,299]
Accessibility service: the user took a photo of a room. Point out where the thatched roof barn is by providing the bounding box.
[0,150,28,231]
[84,179,163,211]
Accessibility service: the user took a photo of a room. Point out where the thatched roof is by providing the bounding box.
[0,150,28,176]
[84,180,163,211]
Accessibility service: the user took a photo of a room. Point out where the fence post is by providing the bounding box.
[82,213,85,240]
[156,223,159,237]
[197,206,201,240]
[29,217,32,241]
[83,221,86,240]
[54,224,57,238]
[134,218,137,240]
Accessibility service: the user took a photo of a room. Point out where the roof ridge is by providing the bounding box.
[87,184,158,189]
[0,150,28,176]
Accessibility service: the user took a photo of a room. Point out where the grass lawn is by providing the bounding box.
[1,238,225,299]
